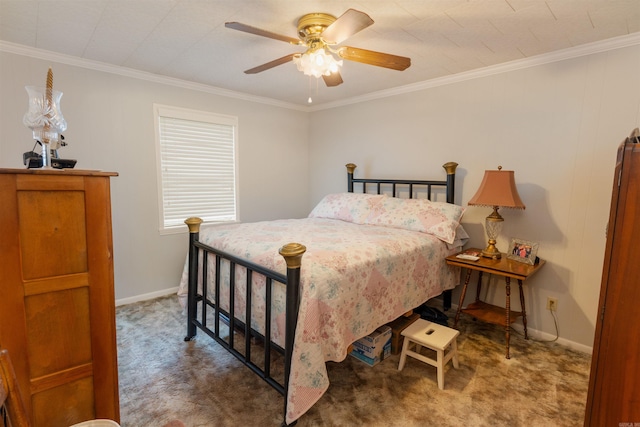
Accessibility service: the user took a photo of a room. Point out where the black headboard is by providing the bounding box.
[346,162,458,204]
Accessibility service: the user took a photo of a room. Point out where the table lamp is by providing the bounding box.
[468,166,525,259]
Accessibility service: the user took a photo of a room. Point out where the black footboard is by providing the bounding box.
[184,217,305,425]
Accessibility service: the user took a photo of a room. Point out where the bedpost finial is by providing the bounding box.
[279,243,306,269]
[442,162,458,175]
[185,217,203,233]
[345,163,357,174]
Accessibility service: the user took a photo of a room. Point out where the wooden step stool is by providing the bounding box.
[397,319,460,390]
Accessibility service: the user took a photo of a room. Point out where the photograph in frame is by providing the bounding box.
[507,238,539,265]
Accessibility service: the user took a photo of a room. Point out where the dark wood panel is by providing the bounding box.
[25,287,92,379]
[30,363,93,395]
[0,174,32,417]
[32,376,95,426]
[585,135,640,425]
[24,273,90,297]
[84,176,120,421]
[17,190,88,279]
[16,174,85,191]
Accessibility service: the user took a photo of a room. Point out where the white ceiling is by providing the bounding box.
[1,1,639,108]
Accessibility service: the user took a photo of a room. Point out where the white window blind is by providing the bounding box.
[155,105,238,232]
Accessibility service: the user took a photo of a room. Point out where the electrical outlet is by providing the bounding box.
[546,297,558,312]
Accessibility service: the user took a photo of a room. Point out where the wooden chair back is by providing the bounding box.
[0,349,30,427]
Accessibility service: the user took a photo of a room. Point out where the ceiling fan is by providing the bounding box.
[225,9,411,87]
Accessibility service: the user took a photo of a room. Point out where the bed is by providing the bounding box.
[178,162,467,425]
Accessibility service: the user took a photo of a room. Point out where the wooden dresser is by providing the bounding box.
[0,169,120,426]
[584,129,640,426]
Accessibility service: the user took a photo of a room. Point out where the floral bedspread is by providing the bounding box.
[177,217,462,424]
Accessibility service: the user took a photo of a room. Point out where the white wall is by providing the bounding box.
[0,51,310,302]
[308,44,640,350]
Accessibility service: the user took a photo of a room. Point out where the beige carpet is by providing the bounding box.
[116,295,591,426]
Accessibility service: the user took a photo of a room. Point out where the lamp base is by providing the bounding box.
[481,240,502,259]
[482,210,503,259]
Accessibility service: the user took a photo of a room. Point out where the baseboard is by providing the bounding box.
[431,298,594,355]
[509,323,593,354]
[115,287,178,307]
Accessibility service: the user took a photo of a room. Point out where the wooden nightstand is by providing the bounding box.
[446,249,546,359]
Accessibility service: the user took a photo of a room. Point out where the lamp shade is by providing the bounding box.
[468,168,525,209]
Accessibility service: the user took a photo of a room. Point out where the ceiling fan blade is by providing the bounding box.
[321,9,374,44]
[225,22,301,45]
[244,54,297,74]
[322,72,343,87]
[337,46,411,71]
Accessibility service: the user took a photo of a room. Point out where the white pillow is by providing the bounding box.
[447,224,471,250]
[364,197,465,244]
[308,193,386,223]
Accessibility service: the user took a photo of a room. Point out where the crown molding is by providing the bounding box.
[3,32,639,113]
[0,40,307,112]
[309,32,640,111]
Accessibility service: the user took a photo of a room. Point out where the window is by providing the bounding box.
[154,104,238,233]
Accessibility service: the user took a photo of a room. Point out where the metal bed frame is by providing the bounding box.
[183,161,458,426]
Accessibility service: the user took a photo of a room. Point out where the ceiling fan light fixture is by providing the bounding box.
[293,48,343,79]
[228,9,409,87]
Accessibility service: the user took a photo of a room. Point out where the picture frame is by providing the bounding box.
[507,238,539,265]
